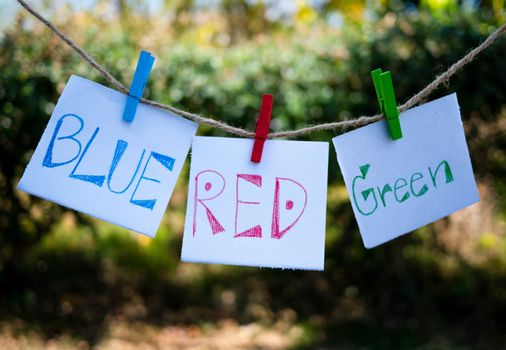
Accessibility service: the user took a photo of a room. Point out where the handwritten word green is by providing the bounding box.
[352,160,454,216]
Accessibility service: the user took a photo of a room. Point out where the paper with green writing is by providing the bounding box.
[332,93,479,248]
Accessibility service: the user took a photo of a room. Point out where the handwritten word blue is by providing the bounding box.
[43,113,175,210]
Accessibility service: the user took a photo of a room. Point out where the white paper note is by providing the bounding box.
[181,137,329,270]
[332,93,479,248]
[18,75,198,237]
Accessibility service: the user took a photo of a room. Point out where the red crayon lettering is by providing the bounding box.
[234,174,262,238]
[193,170,226,236]
[271,177,307,240]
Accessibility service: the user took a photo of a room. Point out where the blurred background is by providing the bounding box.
[1,0,506,349]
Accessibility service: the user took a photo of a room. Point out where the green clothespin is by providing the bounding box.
[371,68,402,140]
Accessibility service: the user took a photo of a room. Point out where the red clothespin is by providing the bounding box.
[251,94,273,163]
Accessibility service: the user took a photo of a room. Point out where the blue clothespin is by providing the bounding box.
[371,68,402,140]
[122,50,155,123]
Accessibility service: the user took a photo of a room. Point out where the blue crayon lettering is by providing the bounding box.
[107,140,146,194]
[130,152,175,210]
[43,114,84,168]
[68,127,105,186]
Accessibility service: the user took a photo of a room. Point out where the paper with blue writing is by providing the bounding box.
[18,75,198,237]
[181,137,329,270]
[332,93,479,248]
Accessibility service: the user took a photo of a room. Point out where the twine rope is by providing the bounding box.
[16,0,506,139]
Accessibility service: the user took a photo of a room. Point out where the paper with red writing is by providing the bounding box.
[332,93,479,248]
[181,136,329,270]
[18,75,198,237]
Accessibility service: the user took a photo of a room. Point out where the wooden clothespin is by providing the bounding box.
[251,94,273,163]
[122,50,155,123]
[371,68,402,140]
